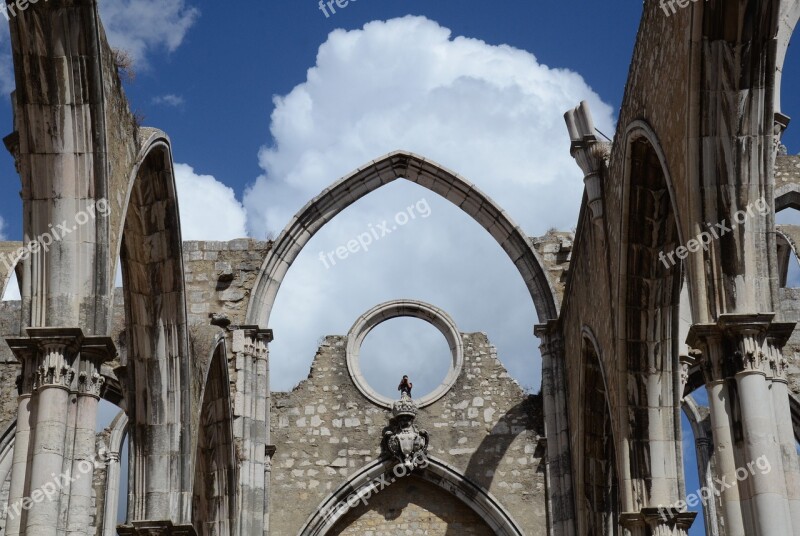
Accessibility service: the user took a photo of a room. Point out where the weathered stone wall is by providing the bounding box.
[183,239,271,327]
[780,288,800,395]
[560,0,695,417]
[330,476,494,535]
[776,154,800,189]
[0,301,21,434]
[270,332,545,536]
[532,230,573,307]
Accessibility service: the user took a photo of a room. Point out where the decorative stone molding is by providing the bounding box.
[564,101,611,225]
[299,456,526,536]
[231,324,274,355]
[381,393,430,470]
[687,314,797,381]
[346,300,463,409]
[774,112,792,161]
[764,322,795,382]
[229,325,272,535]
[117,520,197,536]
[620,508,697,535]
[5,329,117,394]
[6,328,82,391]
[77,370,105,397]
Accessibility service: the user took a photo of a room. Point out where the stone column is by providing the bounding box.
[689,324,748,536]
[535,322,575,536]
[65,338,114,536]
[764,323,800,532]
[231,326,272,536]
[264,444,276,536]
[5,330,119,536]
[694,436,722,536]
[689,315,797,536]
[22,329,82,536]
[3,340,38,536]
[101,451,121,536]
[724,315,793,536]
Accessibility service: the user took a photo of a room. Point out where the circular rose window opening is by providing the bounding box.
[346,300,464,409]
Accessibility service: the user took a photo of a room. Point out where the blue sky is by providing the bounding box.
[1,1,799,531]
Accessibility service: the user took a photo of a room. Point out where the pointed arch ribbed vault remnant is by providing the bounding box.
[245,151,559,326]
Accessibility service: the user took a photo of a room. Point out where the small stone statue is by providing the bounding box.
[381,391,429,471]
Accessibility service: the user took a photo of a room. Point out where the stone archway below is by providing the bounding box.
[330,475,494,536]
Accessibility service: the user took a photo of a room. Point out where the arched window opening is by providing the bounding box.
[581,339,617,536]
[267,178,544,403]
[778,14,800,155]
[192,344,236,535]
[1,270,19,301]
[622,132,684,516]
[359,317,451,400]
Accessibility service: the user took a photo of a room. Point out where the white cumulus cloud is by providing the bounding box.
[243,16,615,394]
[0,0,199,92]
[152,94,185,107]
[98,0,199,68]
[174,163,247,241]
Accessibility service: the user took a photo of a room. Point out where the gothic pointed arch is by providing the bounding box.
[192,335,237,535]
[578,327,619,536]
[616,122,686,522]
[245,151,559,327]
[117,130,193,526]
[298,457,526,536]
[775,0,800,117]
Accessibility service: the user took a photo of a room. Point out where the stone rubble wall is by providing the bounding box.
[0,300,21,435]
[531,230,573,307]
[776,154,800,195]
[182,239,271,327]
[270,332,546,536]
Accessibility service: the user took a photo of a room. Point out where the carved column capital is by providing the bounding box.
[5,329,117,395]
[231,325,273,361]
[534,321,563,359]
[764,321,795,382]
[117,520,197,536]
[565,101,610,224]
[620,508,697,534]
[688,314,787,381]
[77,336,116,398]
[11,328,83,391]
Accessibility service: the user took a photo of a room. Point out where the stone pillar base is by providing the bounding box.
[117,521,197,536]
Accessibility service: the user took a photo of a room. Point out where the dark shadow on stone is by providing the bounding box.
[463,394,544,491]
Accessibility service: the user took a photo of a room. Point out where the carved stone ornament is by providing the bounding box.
[381,393,430,470]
